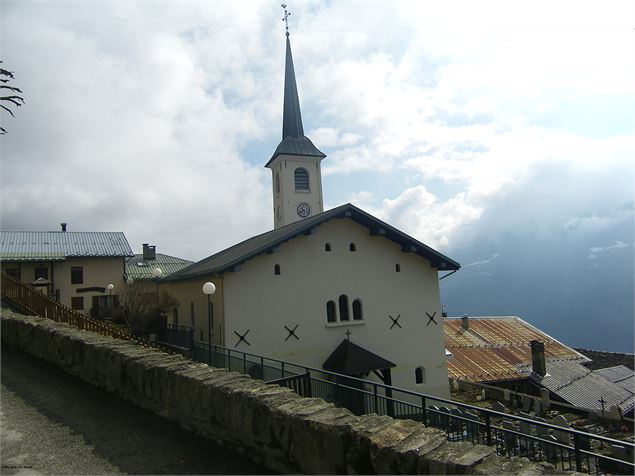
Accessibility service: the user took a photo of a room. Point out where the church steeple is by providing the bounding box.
[266,5,326,229]
[282,35,304,139]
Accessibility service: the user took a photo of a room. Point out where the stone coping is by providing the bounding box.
[1,310,568,474]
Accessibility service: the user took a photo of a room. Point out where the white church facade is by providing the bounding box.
[163,29,460,399]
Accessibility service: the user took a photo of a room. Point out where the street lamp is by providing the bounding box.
[202,282,216,365]
[106,283,114,310]
[152,267,163,304]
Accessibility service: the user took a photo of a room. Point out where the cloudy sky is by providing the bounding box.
[2,1,633,351]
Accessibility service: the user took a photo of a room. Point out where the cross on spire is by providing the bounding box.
[281,4,291,37]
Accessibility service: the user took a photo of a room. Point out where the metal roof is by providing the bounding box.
[593,365,635,393]
[525,360,635,413]
[166,203,460,282]
[0,231,133,261]
[125,253,194,280]
[264,35,325,167]
[444,316,590,382]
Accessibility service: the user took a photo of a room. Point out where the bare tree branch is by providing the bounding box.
[0,61,25,134]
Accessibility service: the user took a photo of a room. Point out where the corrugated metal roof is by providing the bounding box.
[167,203,460,281]
[125,253,193,280]
[593,366,635,393]
[444,316,589,382]
[525,360,635,413]
[0,231,133,260]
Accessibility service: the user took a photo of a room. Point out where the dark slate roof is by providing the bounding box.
[266,136,326,166]
[282,36,303,140]
[166,203,460,281]
[265,35,325,167]
[125,253,194,280]
[0,231,133,261]
[524,359,635,413]
[323,339,396,375]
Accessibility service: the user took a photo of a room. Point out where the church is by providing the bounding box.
[163,26,460,399]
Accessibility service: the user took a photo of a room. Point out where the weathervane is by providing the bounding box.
[281,4,291,36]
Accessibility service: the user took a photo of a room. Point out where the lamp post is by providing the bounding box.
[106,283,114,310]
[202,282,216,365]
[152,267,163,304]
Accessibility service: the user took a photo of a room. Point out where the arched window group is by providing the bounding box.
[294,167,309,191]
[326,296,364,323]
[274,264,281,275]
[323,242,357,252]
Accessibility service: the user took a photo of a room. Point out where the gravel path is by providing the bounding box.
[1,349,271,475]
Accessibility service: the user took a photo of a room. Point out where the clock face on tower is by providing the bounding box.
[297,202,311,218]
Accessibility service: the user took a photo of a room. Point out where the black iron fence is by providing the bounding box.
[157,323,193,349]
[192,340,634,475]
[3,274,630,476]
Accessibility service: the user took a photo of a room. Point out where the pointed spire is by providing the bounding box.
[282,36,304,139]
[265,5,325,167]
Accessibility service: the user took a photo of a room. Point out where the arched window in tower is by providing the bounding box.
[395,263,401,272]
[349,243,356,252]
[275,172,280,194]
[339,295,350,321]
[326,300,336,323]
[294,167,309,191]
[352,299,363,320]
[325,243,331,252]
[274,264,281,275]
[415,366,426,385]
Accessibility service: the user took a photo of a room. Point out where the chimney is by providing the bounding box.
[461,314,469,330]
[61,223,67,232]
[142,243,156,260]
[530,340,547,377]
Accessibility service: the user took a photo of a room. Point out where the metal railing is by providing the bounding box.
[1,272,175,354]
[158,323,194,349]
[2,271,631,475]
[192,340,635,475]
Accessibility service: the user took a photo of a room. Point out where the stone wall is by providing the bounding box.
[1,310,563,474]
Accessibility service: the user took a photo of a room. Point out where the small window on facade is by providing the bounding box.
[274,264,281,275]
[339,295,350,321]
[71,296,84,310]
[35,267,48,280]
[395,263,401,272]
[349,243,356,252]
[294,167,309,191]
[275,172,281,194]
[326,300,336,323]
[325,243,331,252]
[415,366,426,385]
[173,307,179,326]
[353,299,363,320]
[70,266,84,284]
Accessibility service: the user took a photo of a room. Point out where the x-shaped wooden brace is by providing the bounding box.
[234,329,251,347]
[426,311,438,326]
[284,324,299,341]
[389,314,402,329]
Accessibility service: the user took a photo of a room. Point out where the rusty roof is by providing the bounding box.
[444,316,590,382]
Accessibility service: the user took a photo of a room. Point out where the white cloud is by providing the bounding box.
[464,254,501,268]
[1,0,633,261]
[588,241,630,259]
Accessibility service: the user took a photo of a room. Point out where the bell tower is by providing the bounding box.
[265,5,326,229]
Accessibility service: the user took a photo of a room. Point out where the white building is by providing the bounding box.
[164,30,460,399]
